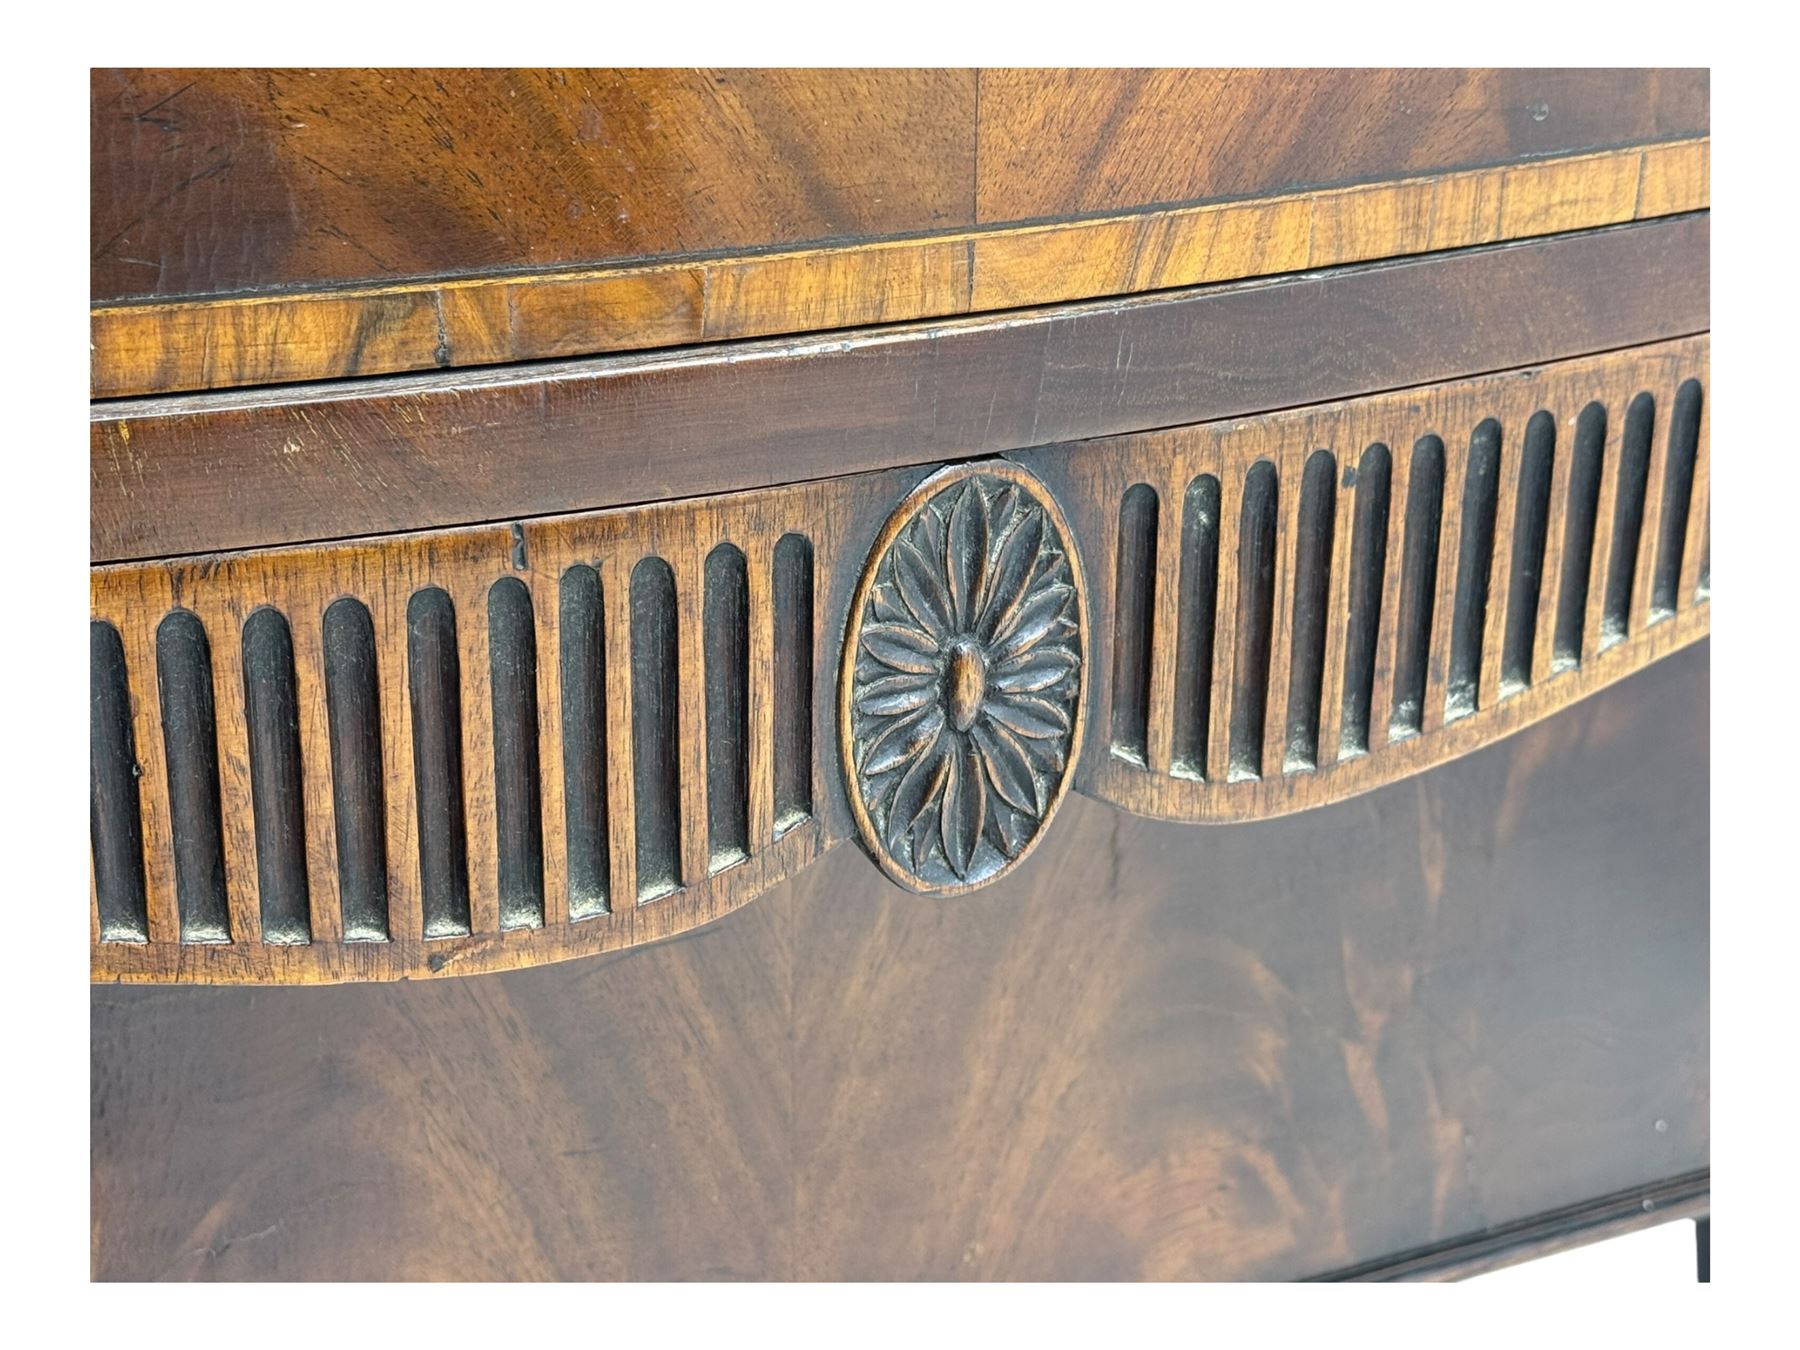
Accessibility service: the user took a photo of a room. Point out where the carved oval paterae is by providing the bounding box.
[840,463,1088,893]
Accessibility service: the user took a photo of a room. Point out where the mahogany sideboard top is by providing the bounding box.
[90,68,1709,1280]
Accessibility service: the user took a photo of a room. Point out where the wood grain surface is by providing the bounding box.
[89,137,1707,399]
[90,339,1708,985]
[90,640,1710,1279]
[88,67,1712,1284]
[972,69,1706,222]
[93,69,1707,305]
[90,214,1708,563]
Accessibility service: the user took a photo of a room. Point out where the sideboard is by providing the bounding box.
[90,68,1709,1280]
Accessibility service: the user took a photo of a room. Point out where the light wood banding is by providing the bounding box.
[91,139,1707,400]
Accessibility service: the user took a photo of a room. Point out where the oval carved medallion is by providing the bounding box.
[840,463,1088,893]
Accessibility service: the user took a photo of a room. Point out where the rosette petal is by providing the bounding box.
[989,644,1078,695]
[984,693,1070,740]
[861,702,943,777]
[855,670,938,718]
[978,485,1021,607]
[946,482,990,631]
[871,582,911,626]
[975,507,1044,641]
[914,505,947,586]
[862,622,940,674]
[984,798,1032,859]
[887,743,950,861]
[991,584,1074,662]
[940,743,986,879]
[1019,725,1070,776]
[971,718,1038,814]
[894,540,953,638]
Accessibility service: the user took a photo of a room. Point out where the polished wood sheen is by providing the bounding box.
[89,68,1711,1283]
[89,138,1707,399]
[90,68,1707,398]
[89,642,1709,1279]
[93,69,1707,305]
[839,463,1089,894]
[90,215,1707,562]
[89,339,1708,984]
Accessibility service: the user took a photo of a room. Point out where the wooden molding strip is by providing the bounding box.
[90,139,1707,400]
[91,214,1709,564]
[1315,1169,1709,1281]
[91,338,1709,984]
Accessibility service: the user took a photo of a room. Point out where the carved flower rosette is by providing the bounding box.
[840,464,1087,893]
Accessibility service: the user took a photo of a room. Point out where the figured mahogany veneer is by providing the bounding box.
[89,67,1711,1286]
[89,137,1707,400]
[92,650,1710,1279]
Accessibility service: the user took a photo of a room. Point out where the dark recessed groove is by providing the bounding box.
[630,557,682,903]
[772,533,815,834]
[322,597,389,942]
[558,565,610,920]
[155,609,230,944]
[1283,451,1336,774]
[1446,419,1501,722]
[704,544,751,873]
[488,577,545,931]
[406,587,471,938]
[1501,410,1557,695]
[90,620,148,943]
[1390,436,1446,740]
[1170,475,1221,780]
[241,607,310,945]
[1602,391,1656,648]
[1651,379,1704,620]
[1228,460,1279,782]
[1110,484,1159,766]
[1553,403,1608,671]
[1339,443,1392,759]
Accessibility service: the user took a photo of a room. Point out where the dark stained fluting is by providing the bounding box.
[1501,411,1557,694]
[1652,379,1704,620]
[1283,451,1336,773]
[1339,443,1392,758]
[322,597,389,942]
[704,545,751,872]
[1390,436,1445,740]
[1446,419,1501,721]
[631,557,682,903]
[155,609,230,943]
[1554,403,1609,671]
[1229,460,1279,781]
[558,565,610,920]
[91,621,148,943]
[1170,475,1221,780]
[1603,392,1657,647]
[1110,484,1159,765]
[242,607,310,944]
[772,534,815,834]
[488,577,545,930]
[406,587,471,938]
